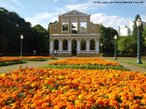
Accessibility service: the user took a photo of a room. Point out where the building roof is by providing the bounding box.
[59,10,90,17]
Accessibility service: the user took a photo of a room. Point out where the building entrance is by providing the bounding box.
[72,39,77,56]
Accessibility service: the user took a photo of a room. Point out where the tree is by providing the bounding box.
[32,25,49,54]
[142,28,146,55]
[117,36,136,56]
[100,25,118,55]
[0,7,49,55]
[143,28,146,46]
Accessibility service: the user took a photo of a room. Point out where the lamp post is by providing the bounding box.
[33,50,36,56]
[100,43,103,53]
[20,34,24,57]
[114,35,117,60]
[136,18,142,64]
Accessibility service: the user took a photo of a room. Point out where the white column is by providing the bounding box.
[68,39,71,54]
[86,39,90,54]
[77,39,80,54]
[59,39,62,54]
[96,39,99,53]
[50,39,54,54]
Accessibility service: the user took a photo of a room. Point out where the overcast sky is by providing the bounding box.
[1,0,146,29]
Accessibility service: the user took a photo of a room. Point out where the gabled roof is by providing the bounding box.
[60,10,90,16]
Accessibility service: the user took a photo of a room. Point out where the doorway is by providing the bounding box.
[71,39,77,56]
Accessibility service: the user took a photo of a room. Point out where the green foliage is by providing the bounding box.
[44,64,128,70]
[100,25,118,54]
[0,7,49,55]
[31,25,49,54]
[117,36,137,55]
[0,60,26,66]
[117,14,145,56]
[142,28,146,46]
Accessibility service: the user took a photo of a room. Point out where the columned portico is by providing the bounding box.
[49,10,100,56]
[68,39,71,54]
[59,39,62,52]
[77,39,80,54]
[50,39,53,52]
[86,39,90,54]
[96,40,99,53]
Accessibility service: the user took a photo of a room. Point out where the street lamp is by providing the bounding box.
[136,17,142,64]
[33,50,36,56]
[100,43,103,53]
[114,35,117,60]
[20,34,24,57]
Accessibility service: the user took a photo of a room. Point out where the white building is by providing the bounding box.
[119,25,130,36]
[119,21,146,36]
[49,10,100,56]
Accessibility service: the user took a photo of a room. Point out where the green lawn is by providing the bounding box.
[103,57,146,69]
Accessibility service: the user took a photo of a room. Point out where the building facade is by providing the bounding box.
[49,10,100,56]
[118,25,130,36]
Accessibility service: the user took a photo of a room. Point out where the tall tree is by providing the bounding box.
[117,36,137,56]
[0,7,49,55]
[100,25,118,55]
[32,25,49,54]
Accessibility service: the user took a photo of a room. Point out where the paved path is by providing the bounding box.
[118,62,146,73]
[103,57,146,73]
[0,61,50,74]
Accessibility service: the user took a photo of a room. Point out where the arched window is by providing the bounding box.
[54,39,59,50]
[63,39,68,50]
[80,39,86,50]
[90,39,95,50]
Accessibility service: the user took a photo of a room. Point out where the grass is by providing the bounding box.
[44,64,128,70]
[0,57,58,67]
[0,60,26,66]
[103,57,146,69]
[24,57,58,62]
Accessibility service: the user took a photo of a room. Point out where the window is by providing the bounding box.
[80,22,87,32]
[72,22,78,34]
[62,22,68,31]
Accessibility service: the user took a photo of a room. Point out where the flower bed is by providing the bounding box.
[21,56,55,61]
[48,58,120,66]
[0,57,25,66]
[0,57,21,63]
[0,68,146,108]
[46,58,127,70]
[0,56,55,66]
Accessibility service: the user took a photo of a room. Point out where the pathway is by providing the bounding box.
[0,61,50,74]
[0,57,146,74]
[118,62,146,73]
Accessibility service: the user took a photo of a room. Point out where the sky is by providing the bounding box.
[1,0,146,30]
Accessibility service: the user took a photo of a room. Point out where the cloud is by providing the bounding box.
[91,13,131,29]
[26,12,58,29]
[25,0,145,30]
[66,2,91,11]
[65,0,102,12]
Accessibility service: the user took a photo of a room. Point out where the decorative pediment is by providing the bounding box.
[60,10,90,16]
